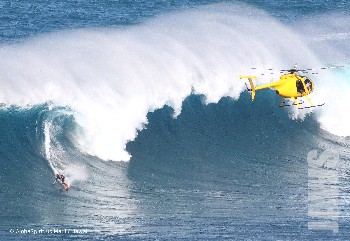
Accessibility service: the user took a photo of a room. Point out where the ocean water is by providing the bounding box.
[1,0,350,240]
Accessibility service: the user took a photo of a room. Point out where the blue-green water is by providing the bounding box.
[1,1,350,240]
[1,0,350,42]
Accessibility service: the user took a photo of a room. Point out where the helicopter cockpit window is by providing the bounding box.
[296,80,305,94]
[304,78,313,92]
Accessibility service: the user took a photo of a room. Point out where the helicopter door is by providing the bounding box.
[296,80,305,94]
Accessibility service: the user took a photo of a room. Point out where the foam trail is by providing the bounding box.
[42,107,88,185]
[0,3,348,161]
[44,121,56,171]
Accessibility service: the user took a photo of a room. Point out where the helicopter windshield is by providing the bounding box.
[296,78,313,94]
[304,78,313,92]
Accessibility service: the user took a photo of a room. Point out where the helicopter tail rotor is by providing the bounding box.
[240,75,257,101]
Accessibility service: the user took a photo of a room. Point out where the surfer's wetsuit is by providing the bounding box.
[58,174,65,183]
[54,174,65,183]
[53,174,68,190]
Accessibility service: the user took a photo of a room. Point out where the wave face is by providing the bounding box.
[1,2,350,240]
[1,93,350,240]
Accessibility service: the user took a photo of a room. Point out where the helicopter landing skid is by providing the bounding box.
[279,99,304,107]
[298,103,325,109]
[279,103,325,109]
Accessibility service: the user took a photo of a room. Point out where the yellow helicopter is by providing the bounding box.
[240,66,330,109]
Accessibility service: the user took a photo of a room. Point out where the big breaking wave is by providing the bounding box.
[0,3,349,163]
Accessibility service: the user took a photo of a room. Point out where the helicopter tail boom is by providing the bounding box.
[240,75,257,101]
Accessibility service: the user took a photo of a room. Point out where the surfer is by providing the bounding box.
[53,173,69,191]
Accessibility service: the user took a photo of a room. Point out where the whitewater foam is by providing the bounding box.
[0,3,349,161]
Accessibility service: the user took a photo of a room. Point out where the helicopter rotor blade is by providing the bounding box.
[248,65,344,76]
[305,66,344,71]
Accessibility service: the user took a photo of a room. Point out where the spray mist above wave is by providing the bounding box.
[290,14,350,136]
[0,3,349,161]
